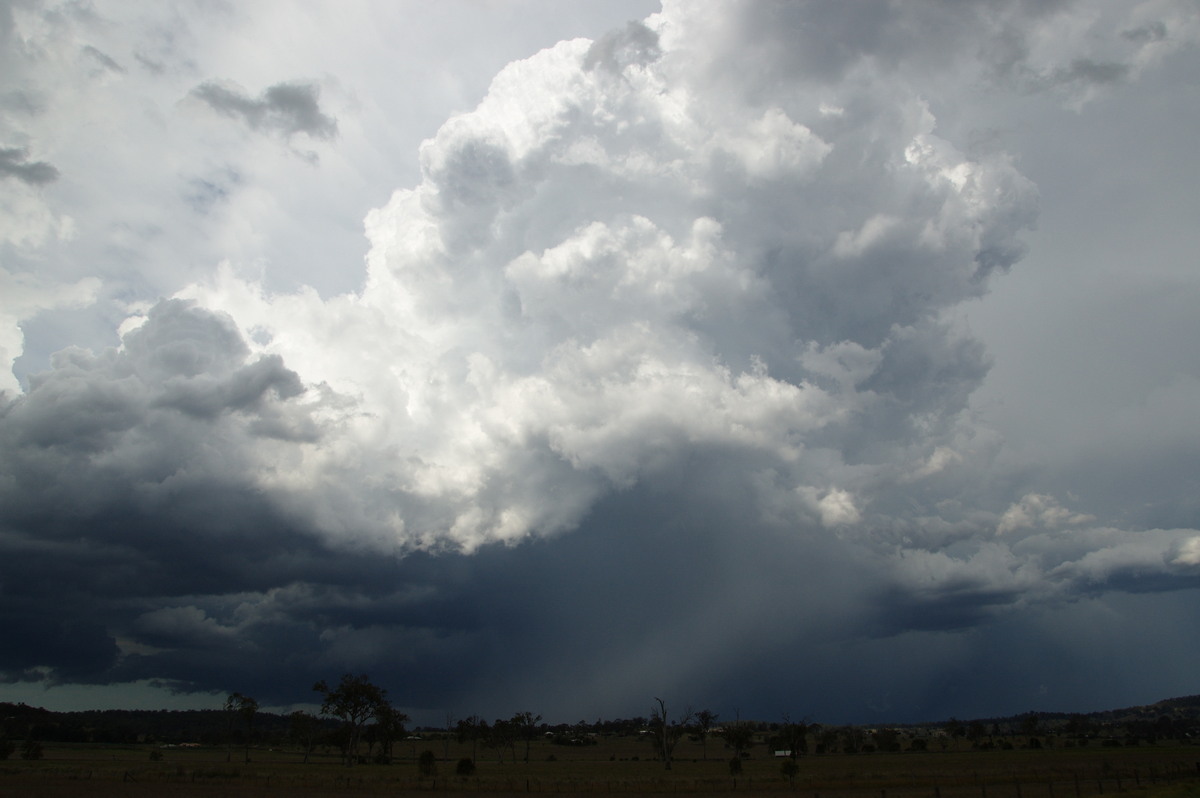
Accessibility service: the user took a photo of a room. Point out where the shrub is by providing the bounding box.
[0,737,14,760]
[728,755,743,775]
[455,757,476,777]
[781,759,800,782]
[21,738,43,761]
[149,749,164,761]
[418,750,437,777]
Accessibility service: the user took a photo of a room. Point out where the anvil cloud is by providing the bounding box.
[1,0,1199,723]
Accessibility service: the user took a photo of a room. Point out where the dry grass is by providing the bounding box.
[0,736,1196,797]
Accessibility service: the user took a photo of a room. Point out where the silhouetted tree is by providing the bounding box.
[1020,712,1041,741]
[289,710,320,764]
[313,674,389,766]
[443,712,455,761]
[777,715,808,759]
[373,703,409,763]
[511,711,543,763]
[693,709,718,760]
[840,725,865,753]
[21,737,43,760]
[873,727,899,752]
[456,715,483,763]
[224,692,257,763]
[649,697,693,771]
[720,715,756,761]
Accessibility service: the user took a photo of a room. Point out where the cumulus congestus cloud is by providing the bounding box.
[3,0,1200,719]
[184,9,1040,554]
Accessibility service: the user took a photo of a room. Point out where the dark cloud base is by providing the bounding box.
[6,446,1197,724]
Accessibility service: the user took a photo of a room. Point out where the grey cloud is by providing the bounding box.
[182,168,241,214]
[154,354,303,420]
[0,146,60,185]
[191,80,338,141]
[1123,21,1168,43]
[1050,58,1130,88]
[82,44,124,75]
[1,90,45,114]
[584,20,660,73]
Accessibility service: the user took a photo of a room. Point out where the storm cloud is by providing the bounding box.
[2,0,1199,724]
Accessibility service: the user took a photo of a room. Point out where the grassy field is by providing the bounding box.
[1,735,1197,797]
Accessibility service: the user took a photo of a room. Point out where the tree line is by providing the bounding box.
[4,685,1198,771]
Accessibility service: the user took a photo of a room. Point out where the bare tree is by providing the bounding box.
[443,711,455,761]
[650,697,693,771]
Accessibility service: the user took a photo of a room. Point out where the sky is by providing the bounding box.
[1,0,1199,727]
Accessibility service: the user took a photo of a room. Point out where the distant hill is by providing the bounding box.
[958,694,1200,726]
[0,703,336,745]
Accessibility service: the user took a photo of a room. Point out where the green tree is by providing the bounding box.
[314,673,389,766]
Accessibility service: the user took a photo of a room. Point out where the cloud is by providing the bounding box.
[1,0,1199,723]
[997,493,1095,535]
[1174,537,1200,566]
[0,268,98,396]
[0,147,59,185]
[191,80,338,141]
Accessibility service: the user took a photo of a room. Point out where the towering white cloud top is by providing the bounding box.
[159,9,1037,554]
